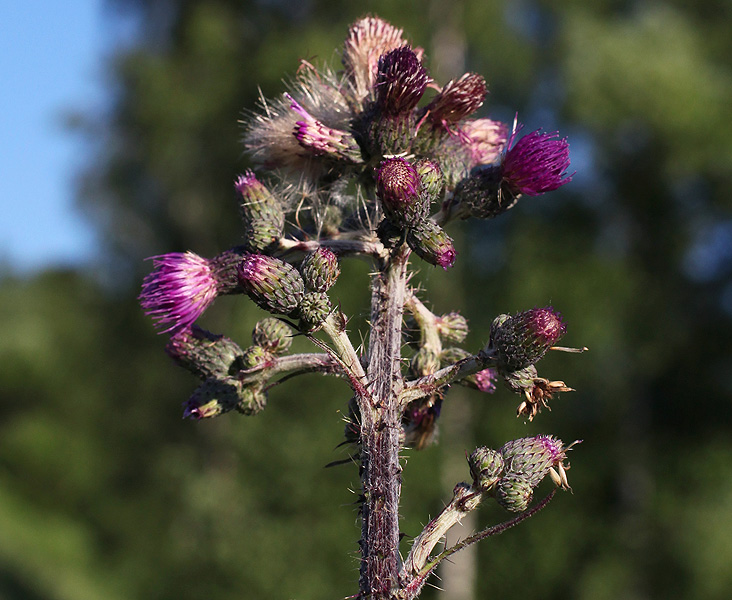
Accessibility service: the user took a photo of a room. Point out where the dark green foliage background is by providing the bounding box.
[2,1,731,599]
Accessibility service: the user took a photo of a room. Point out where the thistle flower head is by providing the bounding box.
[426,73,487,127]
[375,46,429,115]
[490,306,566,372]
[238,254,305,316]
[139,252,219,334]
[494,473,534,512]
[234,172,284,252]
[435,311,469,343]
[468,447,505,491]
[343,16,410,103]
[460,118,508,167]
[502,125,573,196]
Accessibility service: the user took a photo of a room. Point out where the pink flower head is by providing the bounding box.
[502,124,573,196]
[475,368,498,393]
[139,252,219,334]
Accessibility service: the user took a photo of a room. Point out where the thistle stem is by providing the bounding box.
[358,244,411,599]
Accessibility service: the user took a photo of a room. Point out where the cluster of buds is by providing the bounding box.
[469,435,577,512]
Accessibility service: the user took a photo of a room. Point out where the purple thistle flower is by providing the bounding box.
[375,46,429,115]
[139,252,219,334]
[501,125,573,196]
[376,157,421,216]
[474,367,498,393]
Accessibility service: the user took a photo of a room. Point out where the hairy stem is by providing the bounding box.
[359,245,411,599]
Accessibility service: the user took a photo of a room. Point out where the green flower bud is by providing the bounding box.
[406,218,456,269]
[410,347,441,377]
[502,364,538,393]
[166,326,244,380]
[234,172,284,252]
[494,473,534,512]
[241,345,270,369]
[238,254,305,316]
[236,385,268,416]
[252,317,293,355]
[414,158,445,203]
[435,312,469,343]
[300,247,341,292]
[439,346,472,365]
[299,291,332,330]
[468,447,505,491]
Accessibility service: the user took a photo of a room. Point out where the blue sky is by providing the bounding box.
[0,0,111,274]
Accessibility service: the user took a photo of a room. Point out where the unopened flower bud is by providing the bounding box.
[300,247,341,292]
[407,219,456,269]
[450,164,513,220]
[238,254,305,316]
[183,377,266,419]
[440,346,472,366]
[252,317,293,355]
[299,291,332,330]
[414,158,445,203]
[410,347,441,377]
[500,435,570,488]
[241,345,270,369]
[166,326,244,380]
[502,364,538,393]
[494,473,534,512]
[435,312,469,343]
[234,172,284,252]
[376,157,426,225]
[468,447,505,491]
[489,307,566,372]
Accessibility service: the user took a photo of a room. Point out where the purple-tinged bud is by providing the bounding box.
[166,326,244,380]
[407,219,456,269]
[376,157,425,225]
[343,17,409,104]
[474,368,498,393]
[460,118,508,167]
[502,127,573,196]
[183,377,266,419]
[499,435,574,489]
[252,317,293,355]
[413,158,445,203]
[234,172,284,253]
[489,307,566,372]
[435,311,469,343]
[238,254,305,316]
[375,46,429,115]
[300,247,341,292]
[494,473,534,512]
[298,291,332,331]
[140,250,241,334]
[285,94,363,163]
[468,447,505,491]
[426,73,487,127]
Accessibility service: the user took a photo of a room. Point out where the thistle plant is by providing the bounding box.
[140,16,584,599]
